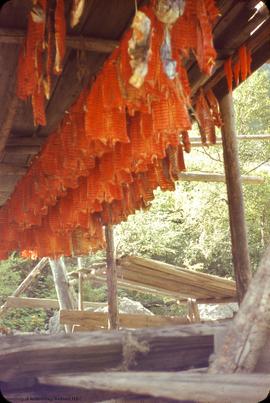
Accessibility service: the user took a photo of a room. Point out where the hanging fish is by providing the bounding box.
[155,0,186,25]
[160,26,177,79]
[128,10,152,88]
[70,0,85,28]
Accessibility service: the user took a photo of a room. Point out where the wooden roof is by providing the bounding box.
[0,0,269,206]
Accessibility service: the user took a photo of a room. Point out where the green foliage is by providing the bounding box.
[0,256,56,331]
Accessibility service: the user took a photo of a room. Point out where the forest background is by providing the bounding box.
[1,64,270,332]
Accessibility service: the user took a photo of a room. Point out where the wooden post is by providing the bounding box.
[77,257,83,311]
[105,225,119,330]
[219,92,252,303]
[187,299,200,323]
[49,257,76,333]
[0,257,48,317]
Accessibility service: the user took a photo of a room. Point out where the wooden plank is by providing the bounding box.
[121,256,236,292]
[60,310,190,331]
[0,258,48,317]
[0,323,216,382]
[88,273,237,304]
[105,225,119,330]
[124,265,234,297]
[209,243,270,373]
[5,296,107,310]
[38,372,270,403]
[178,172,263,184]
[0,28,118,53]
[219,93,251,303]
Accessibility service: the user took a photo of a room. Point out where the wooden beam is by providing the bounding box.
[6,137,44,147]
[209,243,270,374]
[59,310,190,331]
[4,145,41,155]
[0,28,118,54]
[6,296,60,310]
[5,296,107,310]
[189,134,270,147]
[0,323,217,383]
[0,258,48,317]
[0,163,26,175]
[178,172,264,184]
[38,372,270,403]
[49,258,76,333]
[0,83,19,154]
[219,93,252,303]
[105,224,119,330]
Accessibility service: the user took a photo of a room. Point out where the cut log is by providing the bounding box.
[219,92,252,303]
[0,258,48,317]
[209,244,270,373]
[38,372,270,403]
[59,310,190,331]
[105,225,119,330]
[0,323,217,383]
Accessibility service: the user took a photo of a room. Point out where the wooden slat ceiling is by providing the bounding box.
[0,0,269,207]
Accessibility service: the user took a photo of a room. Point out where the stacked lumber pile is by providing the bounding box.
[72,256,237,303]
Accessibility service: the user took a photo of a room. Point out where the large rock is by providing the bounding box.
[93,297,154,316]
[198,303,238,321]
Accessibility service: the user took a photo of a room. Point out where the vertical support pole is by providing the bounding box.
[49,257,75,333]
[78,257,83,311]
[219,92,252,303]
[187,298,200,323]
[105,224,119,330]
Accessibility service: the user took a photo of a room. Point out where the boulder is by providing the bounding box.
[198,303,238,321]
